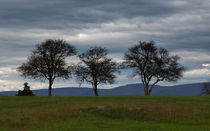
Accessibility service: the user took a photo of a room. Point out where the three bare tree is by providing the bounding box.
[18,39,185,96]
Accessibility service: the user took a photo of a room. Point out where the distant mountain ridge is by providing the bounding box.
[0,83,203,96]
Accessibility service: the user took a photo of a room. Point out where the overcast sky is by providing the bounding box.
[0,0,210,91]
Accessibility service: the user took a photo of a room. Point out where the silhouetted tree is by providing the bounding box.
[122,41,184,96]
[16,82,35,96]
[18,39,76,96]
[73,47,118,96]
[202,82,210,95]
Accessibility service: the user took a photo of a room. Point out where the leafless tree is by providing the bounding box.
[73,46,118,96]
[122,41,184,96]
[18,39,76,96]
[202,82,210,95]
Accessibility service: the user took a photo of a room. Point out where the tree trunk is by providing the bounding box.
[144,84,150,96]
[144,90,150,96]
[93,82,99,96]
[48,79,53,96]
[94,87,99,96]
[92,80,99,96]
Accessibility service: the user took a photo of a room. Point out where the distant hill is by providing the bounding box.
[0,83,203,96]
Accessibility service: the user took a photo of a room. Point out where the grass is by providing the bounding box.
[0,96,209,131]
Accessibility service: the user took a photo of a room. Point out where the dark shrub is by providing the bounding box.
[16,82,35,96]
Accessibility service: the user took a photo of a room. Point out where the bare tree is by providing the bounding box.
[122,41,184,96]
[202,82,210,95]
[18,39,76,96]
[73,46,118,96]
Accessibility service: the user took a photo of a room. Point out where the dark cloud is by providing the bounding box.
[0,0,190,29]
[0,0,210,90]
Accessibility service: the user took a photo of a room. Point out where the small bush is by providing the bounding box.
[16,82,35,96]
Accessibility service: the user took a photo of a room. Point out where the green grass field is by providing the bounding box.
[0,96,209,131]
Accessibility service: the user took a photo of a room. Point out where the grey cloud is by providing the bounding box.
[0,0,194,29]
[0,0,210,90]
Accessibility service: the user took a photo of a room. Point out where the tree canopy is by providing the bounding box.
[18,39,76,96]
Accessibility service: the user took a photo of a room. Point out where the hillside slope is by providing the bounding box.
[0,83,203,96]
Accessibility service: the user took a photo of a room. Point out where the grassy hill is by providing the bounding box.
[0,96,209,131]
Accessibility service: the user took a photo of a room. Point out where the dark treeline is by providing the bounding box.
[18,39,185,96]
[202,81,210,95]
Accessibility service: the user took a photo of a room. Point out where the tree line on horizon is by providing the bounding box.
[17,39,187,96]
